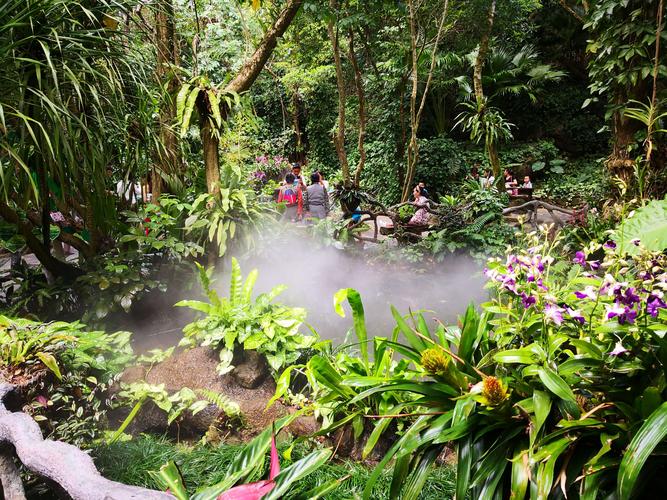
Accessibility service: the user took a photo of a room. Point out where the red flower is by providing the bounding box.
[216,433,280,500]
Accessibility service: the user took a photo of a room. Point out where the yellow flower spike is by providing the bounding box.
[480,376,510,407]
[420,348,450,377]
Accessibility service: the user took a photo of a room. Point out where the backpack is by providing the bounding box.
[281,185,299,207]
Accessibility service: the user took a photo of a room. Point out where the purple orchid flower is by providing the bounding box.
[631,238,641,246]
[536,279,549,291]
[574,286,598,300]
[573,251,586,266]
[589,260,601,270]
[566,308,586,324]
[609,341,628,356]
[647,296,667,317]
[604,240,617,250]
[617,287,641,306]
[544,303,565,325]
[606,303,637,324]
[521,293,536,309]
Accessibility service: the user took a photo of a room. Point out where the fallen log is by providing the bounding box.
[502,200,578,228]
[0,384,173,500]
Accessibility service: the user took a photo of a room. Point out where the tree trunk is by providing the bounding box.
[327,0,351,186]
[401,0,450,202]
[608,89,642,180]
[154,0,180,199]
[0,201,81,280]
[225,0,303,94]
[200,112,221,197]
[197,0,302,197]
[292,89,303,152]
[473,0,499,178]
[473,0,496,107]
[348,29,366,187]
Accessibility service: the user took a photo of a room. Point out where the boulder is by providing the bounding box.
[118,347,316,440]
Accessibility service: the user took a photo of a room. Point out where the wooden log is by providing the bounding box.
[0,384,173,500]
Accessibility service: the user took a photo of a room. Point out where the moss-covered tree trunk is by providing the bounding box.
[154,0,180,199]
[473,0,499,178]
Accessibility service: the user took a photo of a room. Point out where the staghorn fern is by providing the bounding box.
[196,388,241,417]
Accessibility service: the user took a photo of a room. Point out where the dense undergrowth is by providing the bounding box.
[92,435,456,499]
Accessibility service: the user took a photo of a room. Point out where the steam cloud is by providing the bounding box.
[230,225,488,343]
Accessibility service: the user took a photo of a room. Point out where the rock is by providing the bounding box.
[117,347,318,440]
[232,350,270,389]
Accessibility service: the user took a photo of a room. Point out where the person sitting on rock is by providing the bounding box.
[409,185,430,226]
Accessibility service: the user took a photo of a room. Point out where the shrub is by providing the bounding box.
[533,157,612,207]
[176,259,317,374]
[0,316,133,447]
[304,230,667,498]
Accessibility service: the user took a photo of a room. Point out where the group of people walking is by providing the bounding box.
[277,164,331,223]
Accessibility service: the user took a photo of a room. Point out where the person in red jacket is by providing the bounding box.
[277,173,304,222]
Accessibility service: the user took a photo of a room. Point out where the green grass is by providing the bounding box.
[92,435,455,499]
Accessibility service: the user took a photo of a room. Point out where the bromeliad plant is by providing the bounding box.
[270,289,420,455]
[177,258,316,375]
[355,229,667,499]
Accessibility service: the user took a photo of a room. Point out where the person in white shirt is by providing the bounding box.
[522,175,533,189]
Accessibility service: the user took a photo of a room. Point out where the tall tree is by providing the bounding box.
[560,0,667,179]
[154,0,181,198]
[400,0,450,202]
[184,0,304,197]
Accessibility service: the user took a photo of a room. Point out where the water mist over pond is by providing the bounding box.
[117,227,488,350]
[230,229,488,343]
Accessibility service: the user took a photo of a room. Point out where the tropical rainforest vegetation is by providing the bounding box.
[1,0,667,498]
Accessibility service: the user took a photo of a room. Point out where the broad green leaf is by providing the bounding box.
[207,89,222,128]
[391,305,427,352]
[537,367,576,404]
[614,199,667,255]
[147,461,188,500]
[180,87,200,137]
[36,352,61,379]
[510,446,529,500]
[334,289,369,369]
[532,390,551,446]
[618,401,667,499]
[262,449,332,500]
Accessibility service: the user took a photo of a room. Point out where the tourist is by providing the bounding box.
[316,170,330,191]
[504,169,518,195]
[468,163,480,183]
[409,185,430,226]
[278,173,303,222]
[291,163,306,188]
[481,169,495,189]
[418,181,430,200]
[522,175,533,189]
[305,172,330,221]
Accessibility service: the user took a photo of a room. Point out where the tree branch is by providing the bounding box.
[0,384,172,500]
[225,0,303,94]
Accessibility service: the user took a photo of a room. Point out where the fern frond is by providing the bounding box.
[242,269,259,304]
[229,257,242,306]
[196,389,241,417]
[469,212,497,233]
